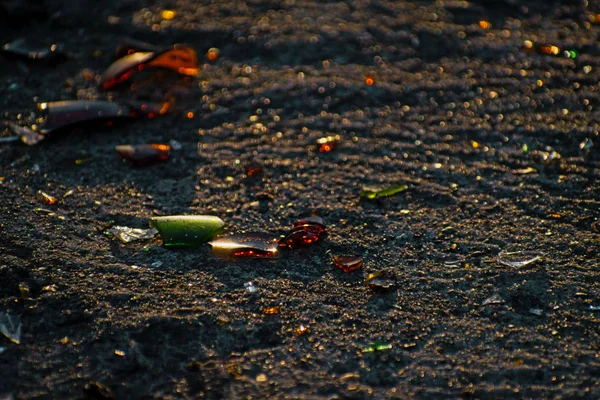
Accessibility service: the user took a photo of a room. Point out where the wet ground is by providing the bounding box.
[1,0,600,398]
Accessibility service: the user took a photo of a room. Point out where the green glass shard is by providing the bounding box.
[362,342,392,353]
[360,185,407,199]
[150,215,224,247]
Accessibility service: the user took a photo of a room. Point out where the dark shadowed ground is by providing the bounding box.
[1,0,599,398]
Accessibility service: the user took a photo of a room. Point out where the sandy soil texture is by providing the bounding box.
[1,0,599,398]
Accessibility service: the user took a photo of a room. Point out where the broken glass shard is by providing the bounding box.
[115,39,161,59]
[150,215,224,247]
[498,250,543,268]
[36,190,56,205]
[6,122,45,145]
[293,216,326,235]
[0,313,22,344]
[529,308,543,315]
[210,233,279,258]
[37,100,134,134]
[365,272,395,291]
[2,39,66,62]
[360,184,408,199]
[115,144,170,166]
[279,229,320,249]
[244,281,257,293]
[107,226,158,243]
[482,294,504,306]
[316,135,340,152]
[100,45,199,90]
[362,342,392,353]
[589,305,600,311]
[332,255,363,272]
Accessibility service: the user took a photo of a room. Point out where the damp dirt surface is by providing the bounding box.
[1,0,600,398]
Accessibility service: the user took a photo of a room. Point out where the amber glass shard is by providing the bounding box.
[316,135,340,152]
[332,255,363,272]
[37,100,134,134]
[262,305,281,315]
[365,272,395,291]
[280,229,320,249]
[209,233,279,258]
[100,45,199,90]
[295,325,308,336]
[293,216,326,235]
[292,224,325,236]
[115,144,170,166]
[207,47,220,62]
[36,190,57,205]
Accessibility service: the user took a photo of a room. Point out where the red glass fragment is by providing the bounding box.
[332,255,363,272]
[316,135,340,153]
[37,100,135,134]
[243,162,263,177]
[292,224,325,236]
[232,249,277,258]
[280,229,320,249]
[115,144,170,166]
[294,216,325,235]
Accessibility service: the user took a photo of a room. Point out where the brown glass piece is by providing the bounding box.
[37,100,134,134]
[115,144,170,166]
[332,255,363,272]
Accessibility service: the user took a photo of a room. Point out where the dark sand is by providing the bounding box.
[1,0,599,398]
